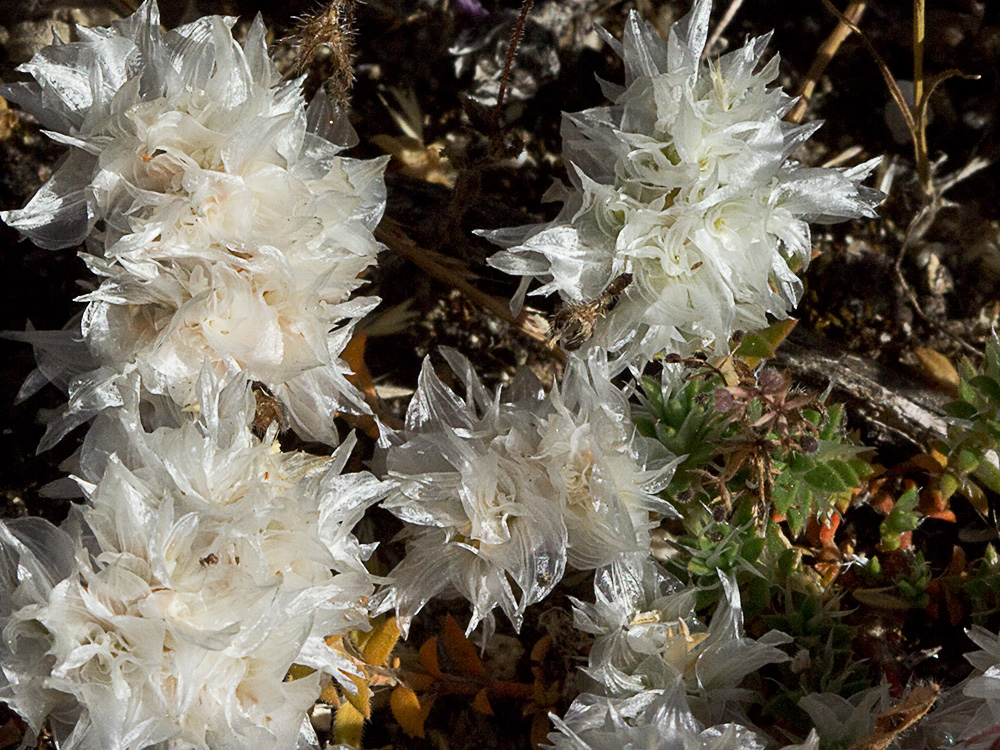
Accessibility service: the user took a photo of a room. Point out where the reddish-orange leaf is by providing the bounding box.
[391,684,434,739]
[471,687,494,715]
[442,615,487,679]
[819,513,841,546]
[419,636,443,678]
[530,634,552,663]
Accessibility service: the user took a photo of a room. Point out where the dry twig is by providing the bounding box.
[376,218,561,359]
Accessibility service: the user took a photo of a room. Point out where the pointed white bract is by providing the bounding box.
[0,374,387,750]
[377,350,676,636]
[484,0,882,366]
[547,678,819,750]
[2,1,388,448]
[571,558,789,725]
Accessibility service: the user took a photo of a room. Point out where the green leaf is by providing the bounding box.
[970,375,1000,403]
[803,463,851,494]
[945,401,978,420]
[736,319,797,364]
[741,536,765,564]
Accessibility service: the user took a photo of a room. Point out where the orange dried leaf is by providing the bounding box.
[391,684,433,739]
[530,713,552,750]
[343,332,378,403]
[530,634,552,663]
[419,636,443,677]
[339,332,381,438]
[362,616,401,667]
[442,614,487,679]
[471,687,494,715]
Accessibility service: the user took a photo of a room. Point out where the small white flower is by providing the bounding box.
[0,373,388,750]
[377,350,565,637]
[484,0,881,366]
[377,350,676,636]
[908,627,1000,750]
[2,1,388,448]
[548,679,819,750]
[537,352,677,570]
[571,557,789,725]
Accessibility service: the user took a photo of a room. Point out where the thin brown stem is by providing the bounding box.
[786,1,866,125]
[492,0,535,136]
[703,0,745,59]
[376,218,562,360]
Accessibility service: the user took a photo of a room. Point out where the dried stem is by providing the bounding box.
[492,0,535,135]
[376,218,562,359]
[786,1,866,125]
[703,0,745,60]
[912,0,929,195]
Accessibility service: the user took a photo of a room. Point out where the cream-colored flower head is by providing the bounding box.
[377,350,675,638]
[548,679,819,750]
[571,558,789,725]
[2,1,388,448]
[484,0,881,366]
[0,373,387,749]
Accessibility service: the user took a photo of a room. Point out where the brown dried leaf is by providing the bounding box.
[847,684,939,750]
[442,614,487,680]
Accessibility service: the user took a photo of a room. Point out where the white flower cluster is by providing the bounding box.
[900,626,1000,750]
[570,558,789,725]
[0,4,390,748]
[2,0,388,449]
[0,0,891,747]
[485,0,881,365]
[377,350,676,636]
[0,372,386,749]
[547,678,819,750]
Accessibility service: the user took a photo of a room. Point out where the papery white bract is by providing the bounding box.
[0,373,387,750]
[377,350,565,637]
[571,558,789,725]
[377,350,676,637]
[484,0,882,366]
[538,354,678,570]
[2,1,388,448]
[548,678,819,750]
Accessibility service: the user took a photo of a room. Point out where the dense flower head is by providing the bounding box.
[2,0,388,448]
[376,350,676,636]
[571,558,789,725]
[0,373,387,750]
[485,0,881,366]
[547,679,819,750]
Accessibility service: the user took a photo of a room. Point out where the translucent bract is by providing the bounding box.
[484,0,882,366]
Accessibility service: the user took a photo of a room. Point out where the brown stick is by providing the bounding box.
[376,218,561,359]
[786,1,867,125]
